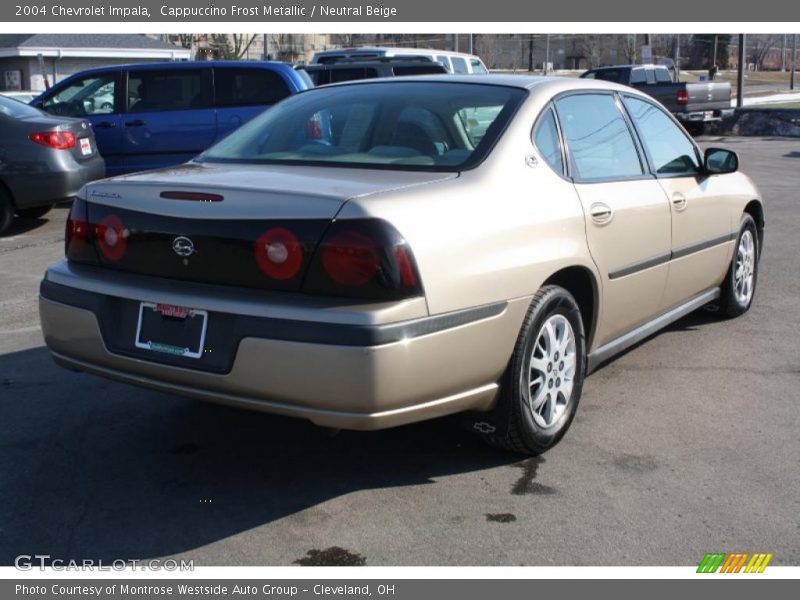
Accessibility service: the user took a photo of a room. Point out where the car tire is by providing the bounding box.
[0,188,14,235]
[16,204,54,219]
[483,285,586,455]
[686,122,706,136]
[718,213,759,318]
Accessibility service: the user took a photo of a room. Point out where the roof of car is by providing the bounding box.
[320,74,635,94]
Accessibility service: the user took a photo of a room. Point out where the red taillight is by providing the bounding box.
[66,199,88,254]
[30,131,76,150]
[322,230,381,286]
[94,214,127,262]
[394,246,417,287]
[254,227,303,280]
[676,90,689,106]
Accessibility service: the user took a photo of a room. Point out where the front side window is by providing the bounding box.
[533,107,564,175]
[41,73,116,117]
[215,68,290,107]
[622,95,701,176]
[127,69,206,113]
[201,82,526,171]
[470,59,488,74]
[555,93,643,181]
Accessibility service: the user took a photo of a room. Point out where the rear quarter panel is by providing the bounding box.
[337,91,599,319]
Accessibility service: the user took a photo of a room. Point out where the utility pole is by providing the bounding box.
[468,34,473,55]
[737,34,745,108]
[454,34,459,53]
[674,34,681,81]
[544,34,550,75]
[791,34,797,91]
[708,33,719,79]
[528,37,534,73]
[781,34,787,71]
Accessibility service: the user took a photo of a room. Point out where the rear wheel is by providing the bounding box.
[16,204,54,219]
[718,214,759,318]
[483,285,586,455]
[0,188,13,235]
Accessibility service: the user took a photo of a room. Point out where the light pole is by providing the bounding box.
[737,34,745,109]
[791,34,797,91]
[544,34,550,75]
[674,34,681,81]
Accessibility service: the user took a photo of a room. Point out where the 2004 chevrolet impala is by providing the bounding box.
[39,76,764,454]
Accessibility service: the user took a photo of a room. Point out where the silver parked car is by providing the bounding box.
[39,76,763,454]
[0,95,105,234]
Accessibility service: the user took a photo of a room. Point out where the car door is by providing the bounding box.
[621,94,733,308]
[38,70,124,175]
[554,92,672,346]
[213,66,293,141]
[121,67,215,173]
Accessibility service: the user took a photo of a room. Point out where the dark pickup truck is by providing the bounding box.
[581,64,733,132]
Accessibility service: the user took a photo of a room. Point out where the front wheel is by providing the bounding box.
[482,285,586,455]
[718,213,759,318]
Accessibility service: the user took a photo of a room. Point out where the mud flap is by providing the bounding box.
[459,383,513,440]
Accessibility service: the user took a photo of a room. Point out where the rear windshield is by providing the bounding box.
[0,94,44,118]
[200,82,526,172]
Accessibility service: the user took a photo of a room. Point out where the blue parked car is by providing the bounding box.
[32,61,311,176]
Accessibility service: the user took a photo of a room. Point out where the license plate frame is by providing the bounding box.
[134,302,208,359]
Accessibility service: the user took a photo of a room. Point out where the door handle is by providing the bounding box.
[125,119,146,127]
[589,203,613,225]
[94,121,116,129]
[671,193,688,211]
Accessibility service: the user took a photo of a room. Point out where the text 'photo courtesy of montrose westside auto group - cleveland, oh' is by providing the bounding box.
[0,0,798,596]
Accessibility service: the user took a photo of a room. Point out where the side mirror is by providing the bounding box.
[704,147,739,175]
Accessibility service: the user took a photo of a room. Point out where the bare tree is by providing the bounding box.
[231,34,258,59]
[747,34,779,70]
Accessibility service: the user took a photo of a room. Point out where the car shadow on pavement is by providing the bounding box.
[0,217,50,237]
[0,345,517,564]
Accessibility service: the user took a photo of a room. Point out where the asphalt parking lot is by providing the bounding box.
[0,136,798,567]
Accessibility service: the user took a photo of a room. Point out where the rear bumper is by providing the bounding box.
[5,155,105,209]
[675,108,735,123]
[39,265,527,429]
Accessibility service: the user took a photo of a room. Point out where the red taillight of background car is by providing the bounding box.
[676,90,689,106]
[304,220,422,300]
[29,131,76,150]
[322,230,380,286]
[94,214,127,262]
[254,227,304,280]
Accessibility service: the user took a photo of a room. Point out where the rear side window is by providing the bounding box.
[533,107,564,175]
[128,69,207,112]
[585,69,624,83]
[622,95,701,175]
[555,93,644,181]
[451,57,468,74]
[436,55,452,72]
[215,68,291,107]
